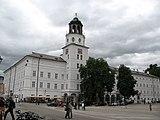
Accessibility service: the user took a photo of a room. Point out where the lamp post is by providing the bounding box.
[0,56,3,64]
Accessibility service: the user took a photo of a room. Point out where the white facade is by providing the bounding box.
[4,16,89,101]
[3,16,160,103]
[104,70,160,104]
[132,71,160,103]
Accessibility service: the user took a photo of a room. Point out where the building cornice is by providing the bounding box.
[62,43,89,49]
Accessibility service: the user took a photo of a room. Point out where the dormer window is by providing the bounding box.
[72,37,75,42]
[79,38,81,43]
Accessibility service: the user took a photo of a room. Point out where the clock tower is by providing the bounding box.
[62,14,89,98]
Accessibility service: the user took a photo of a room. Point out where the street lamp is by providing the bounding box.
[0,56,3,64]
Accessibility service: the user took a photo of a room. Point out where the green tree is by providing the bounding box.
[145,64,160,77]
[79,57,115,104]
[117,65,137,101]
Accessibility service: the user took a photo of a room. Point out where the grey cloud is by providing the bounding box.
[1,0,160,72]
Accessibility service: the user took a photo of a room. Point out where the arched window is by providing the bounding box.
[72,37,75,42]
[72,25,76,33]
[77,25,80,33]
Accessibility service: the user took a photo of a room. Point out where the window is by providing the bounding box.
[48,72,51,78]
[77,84,80,90]
[80,55,82,60]
[77,74,79,80]
[77,63,79,68]
[32,81,35,88]
[67,74,68,80]
[72,37,75,42]
[40,82,43,88]
[40,72,43,77]
[68,55,69,59]
[33,71,36,77]
[79,38,81,43]
[65,49,68,54]
[55,73,58,79]
[77,55,79,59]
[62,74,64,79]
[78,48,82,54]
[66,84,68,89]
[54,84,57,89]
[47,83,50,88]
[67,38,69,42]
[61,84,64,90]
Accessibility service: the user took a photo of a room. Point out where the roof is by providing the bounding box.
[4,52,66,73]
[110,66,159,79]
[29,52,66,62]
[69,17,83,26]
[132,71,159,78]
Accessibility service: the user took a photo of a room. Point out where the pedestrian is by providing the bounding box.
[58,101,60,107]
[149,103,152,111]
[82,102,85,110]
[68,102,72,118]
[0,97,5,120]
[83,102,85,111]
[37,99,40,105]
[4,97,15,120]
[65,102,70,119]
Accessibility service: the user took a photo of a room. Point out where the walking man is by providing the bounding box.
[65,102,70,119]
[4,97,15,120]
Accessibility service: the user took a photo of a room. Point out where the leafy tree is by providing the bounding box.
[79,57,115,104]
[145,64,160,77]
[117,64,137,100]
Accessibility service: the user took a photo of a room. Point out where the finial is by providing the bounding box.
[75,13,77,17]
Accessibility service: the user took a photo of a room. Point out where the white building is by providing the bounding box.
[104,70,160,104]
[4,15,160,104]
[4,16,89,102]
[132,71,160,103]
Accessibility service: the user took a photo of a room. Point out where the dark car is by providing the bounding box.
[47,101,61,107]
[47,101,57,106]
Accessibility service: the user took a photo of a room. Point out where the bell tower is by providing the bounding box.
[62,14,89,97]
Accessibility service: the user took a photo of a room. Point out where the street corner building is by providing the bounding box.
[3,16,160,104]
[3,16,89,103]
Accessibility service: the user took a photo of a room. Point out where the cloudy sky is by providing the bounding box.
[1,0,160,74]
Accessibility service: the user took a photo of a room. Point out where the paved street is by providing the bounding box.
[5,103,160,120]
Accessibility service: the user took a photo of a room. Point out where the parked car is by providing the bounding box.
[47,101,61,107]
